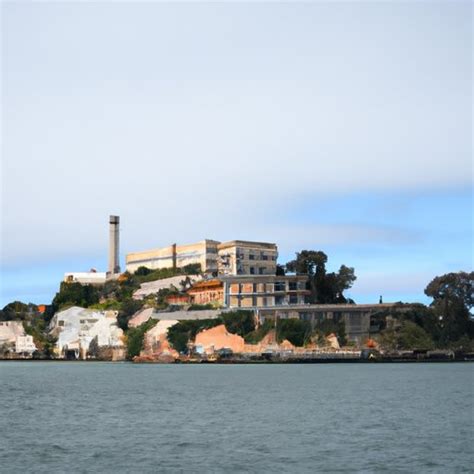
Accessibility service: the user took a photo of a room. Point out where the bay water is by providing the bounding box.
[0,362,472,473]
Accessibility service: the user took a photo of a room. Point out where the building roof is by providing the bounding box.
[218,240,277,250]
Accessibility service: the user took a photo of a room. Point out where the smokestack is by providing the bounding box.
[109,215,120,275]
[172,243,177,269]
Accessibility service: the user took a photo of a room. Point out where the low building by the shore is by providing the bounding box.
[255,303,396,346]
[0,321,37,357]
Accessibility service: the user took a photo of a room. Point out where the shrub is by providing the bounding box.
[221,310,255,337]
[277,319,311,347]
[167,319,222,353]
[126,318,158,359]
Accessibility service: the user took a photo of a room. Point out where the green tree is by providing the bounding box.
[126,319,158,359]
[167,319,222,353]
[134,266,153,276]
[396,321,435,350]
[0,301,38,321]
[51,282,99,312]
[286,250,356,303]
[117,299,144,331]
[221,311,255,337]
[424,271,474,345]
[277,319,311,346]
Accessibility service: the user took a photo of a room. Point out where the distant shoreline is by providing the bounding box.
[1,358,473,364]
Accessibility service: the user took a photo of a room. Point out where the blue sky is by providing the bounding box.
[1,1,472,307]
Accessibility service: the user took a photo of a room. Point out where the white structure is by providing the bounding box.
[0,321,25,344]
[0,321,37,355]
[64,215,121,285]
[132,275,202,300]
[49,306,124,359]
[15,335,37,355]
[63,272,108,285]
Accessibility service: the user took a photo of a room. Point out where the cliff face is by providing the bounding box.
[133,320,180,363]
[195,324,245,354]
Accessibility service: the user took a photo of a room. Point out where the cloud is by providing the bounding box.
[2,1,472,266]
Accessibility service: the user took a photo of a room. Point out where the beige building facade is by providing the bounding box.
[220,275,309,308]
[126,239,278,276]
[126,240,220,274]
[217,240,278,275]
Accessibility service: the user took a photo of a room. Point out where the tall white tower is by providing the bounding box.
[108,215,120,275]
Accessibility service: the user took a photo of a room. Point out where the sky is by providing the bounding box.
[1,0,472,307]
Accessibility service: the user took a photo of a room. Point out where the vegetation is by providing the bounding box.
[221,310,255,337]
[373,271,474,351]
[188,303,215,311]
[285,250,356,304]
[380,320,435,351]
[116,299,145,331]
[167,319,222,353]
[51,282,100,313]
[125,318,158,359]
[244,320,274,344]
[0,301,57,358]
[2,260,472,360]
[277,319,311,346]
[312,319,347,346]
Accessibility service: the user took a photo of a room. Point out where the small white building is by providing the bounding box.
[0,321,37,356]
[49,306,124,359]
[15,335,37,355]
[0,321,25,344]
[63,272,108,285]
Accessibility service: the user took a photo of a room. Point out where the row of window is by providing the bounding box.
[231,294,301,306]
[230,282,306,292]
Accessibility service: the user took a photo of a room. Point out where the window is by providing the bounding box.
[250,267,255,274]
[289,295,298,304]
[262,255,268,261]
[249,254,255,260]
[289,282,297,291]
[275,295,285,305]
[274,281,285,291]
[259,267,265,275]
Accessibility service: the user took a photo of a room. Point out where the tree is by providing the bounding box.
[134,266,153,276]
[221,311,255,337]
[167,319,222,354]
[425,271,473,310]
[51,282,99,312]
[126,319,158,359]
[424,271,474,345]
[275,264,286,276]
[117,299,144,331]
[286,250,356,303]
[396,321,434,350]
[0,301,38,321]
[277,319,311,347]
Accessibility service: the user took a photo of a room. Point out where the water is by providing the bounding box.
[0,362,472,473]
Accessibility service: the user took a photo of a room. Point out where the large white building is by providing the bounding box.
[49,306,125,360]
